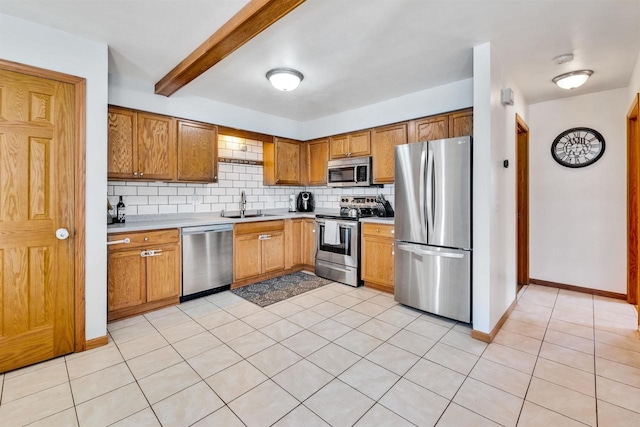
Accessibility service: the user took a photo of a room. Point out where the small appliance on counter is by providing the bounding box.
[296,191,315,212]
[288,194,296,212]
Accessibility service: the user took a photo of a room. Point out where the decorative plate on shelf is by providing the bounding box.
[551,127,605,168]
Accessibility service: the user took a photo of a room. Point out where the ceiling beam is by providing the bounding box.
[155,0,306,97]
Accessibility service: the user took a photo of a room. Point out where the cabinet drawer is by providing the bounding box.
[362,223,395,238]
[235,220,285,235]
[108,229,180,251]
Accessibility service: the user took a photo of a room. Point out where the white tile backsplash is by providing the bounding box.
[108,136,394,218]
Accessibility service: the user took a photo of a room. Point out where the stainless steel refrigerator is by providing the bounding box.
[394,136,472,323]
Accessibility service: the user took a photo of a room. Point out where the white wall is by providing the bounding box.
[472,43,528,333]
[303,79,473,140]
[0,14,109,340]
[629,51,640,105]
[529,89,627,294]
[109,74,303,140]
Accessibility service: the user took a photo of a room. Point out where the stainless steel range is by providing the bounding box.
[315,195,393,287]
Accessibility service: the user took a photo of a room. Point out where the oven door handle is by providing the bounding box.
[316,220,357,229]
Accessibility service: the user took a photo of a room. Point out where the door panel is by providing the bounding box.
[394,243,471,323]
[107,249,146,311]
[137,113,176,180]
[394,141,429,244]
[263,232,285,273]
[146,244,181,302]
[107,107,137,179]
[429,137,472,249]
[0,69,75,373]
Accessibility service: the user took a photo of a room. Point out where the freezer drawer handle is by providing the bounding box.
[396,244,464,259]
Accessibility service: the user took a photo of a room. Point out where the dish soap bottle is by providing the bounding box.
[116,196,126,223]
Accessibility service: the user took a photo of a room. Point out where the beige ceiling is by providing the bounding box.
[1,0,639,121]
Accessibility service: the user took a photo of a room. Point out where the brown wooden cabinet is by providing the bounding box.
[108,106,177,181]
[330,130,371,159]
[372,123,408,184]
[108,106,219,183]
[306,138,329,185]
[302,218,316,267]
[409,108,473,143]
[263,137,304,185]
[107,229,181,321]
[361,223,395,294]
[233,220,286,284]
[177,120,218,182]
[448,109,473,137]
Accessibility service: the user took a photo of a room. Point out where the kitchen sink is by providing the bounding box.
[220,212,280,219]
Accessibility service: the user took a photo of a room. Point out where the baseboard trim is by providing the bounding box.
[529,278,627,300]
[471,298,517,343]
[84,335,108,351]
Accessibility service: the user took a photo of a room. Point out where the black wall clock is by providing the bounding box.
[551,127,605,168]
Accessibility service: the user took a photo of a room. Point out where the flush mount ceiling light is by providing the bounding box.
[266,68,303,91]
[552,70,593,90]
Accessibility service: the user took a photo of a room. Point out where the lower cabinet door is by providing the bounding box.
[234,234,263,280]
[303,219,316,266]
[107,249,146,312]
[361,236,395,288]
[146,244,181,302]
[262,231,285,273]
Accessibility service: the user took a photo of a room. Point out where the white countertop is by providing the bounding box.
[107,210,395,233]
[359,217,395,225]
[108,210,320,234]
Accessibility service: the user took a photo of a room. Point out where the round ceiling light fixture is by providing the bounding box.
[266,68,304,91]
[552,70,593,90]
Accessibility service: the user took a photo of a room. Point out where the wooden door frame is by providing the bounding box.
[0,59,87,352]
[515,114,530,290]
[628,92,640,306]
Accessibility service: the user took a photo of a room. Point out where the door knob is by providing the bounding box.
[56,228,70,240]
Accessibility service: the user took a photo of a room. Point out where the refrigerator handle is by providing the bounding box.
[426,148,434,237]
[396,244,465,259]
[419,148,428,237]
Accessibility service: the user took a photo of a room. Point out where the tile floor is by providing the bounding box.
[0,282,639,426]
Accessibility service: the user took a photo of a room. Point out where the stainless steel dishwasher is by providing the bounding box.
[181,224,233,302]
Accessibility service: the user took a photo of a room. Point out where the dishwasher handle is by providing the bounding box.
[181,224,233,235]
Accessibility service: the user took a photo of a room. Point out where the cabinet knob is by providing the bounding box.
[376,228,380,232]
[133,172,138,176]
[144,237,149,241]
[214,176,218,180]
[140,172,144,176]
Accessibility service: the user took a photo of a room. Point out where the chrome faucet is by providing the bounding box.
[240,191,247,218]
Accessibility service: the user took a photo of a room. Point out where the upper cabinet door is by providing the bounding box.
[348,131,371,157]
[108,106,138,179]
[275,137,302,184]
[306,138,329,185]
[411,115,449,143]
[137,113,177,181]
[177,120,218,182]
[372,123,408,184]
[329,135,349,159]
[449,109,473,137]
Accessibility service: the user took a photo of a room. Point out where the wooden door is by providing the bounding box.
[329,135,348,159]
[302,219,316,266]
[234,234,262,280]
[275,138,301,184]
[372,123,408,184]
[348,131,371,157]
[307,139,329,185]
[449,109,473,137]
[516,115,530,289]
[263,231,285,273]
[0,69,76,372]
[287,219,303,267]
[412,115,448,142]
[107,249,146,312]
[137,112,177,181]
[146,244,181,302]
[627,93,640,308]
[108,106,138,180]
[177,120,218,182]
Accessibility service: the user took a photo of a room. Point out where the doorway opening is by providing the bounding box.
[516,114,530,294]
[627,92,639,324]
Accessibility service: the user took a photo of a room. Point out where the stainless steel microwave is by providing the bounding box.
[327,157,373,187]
